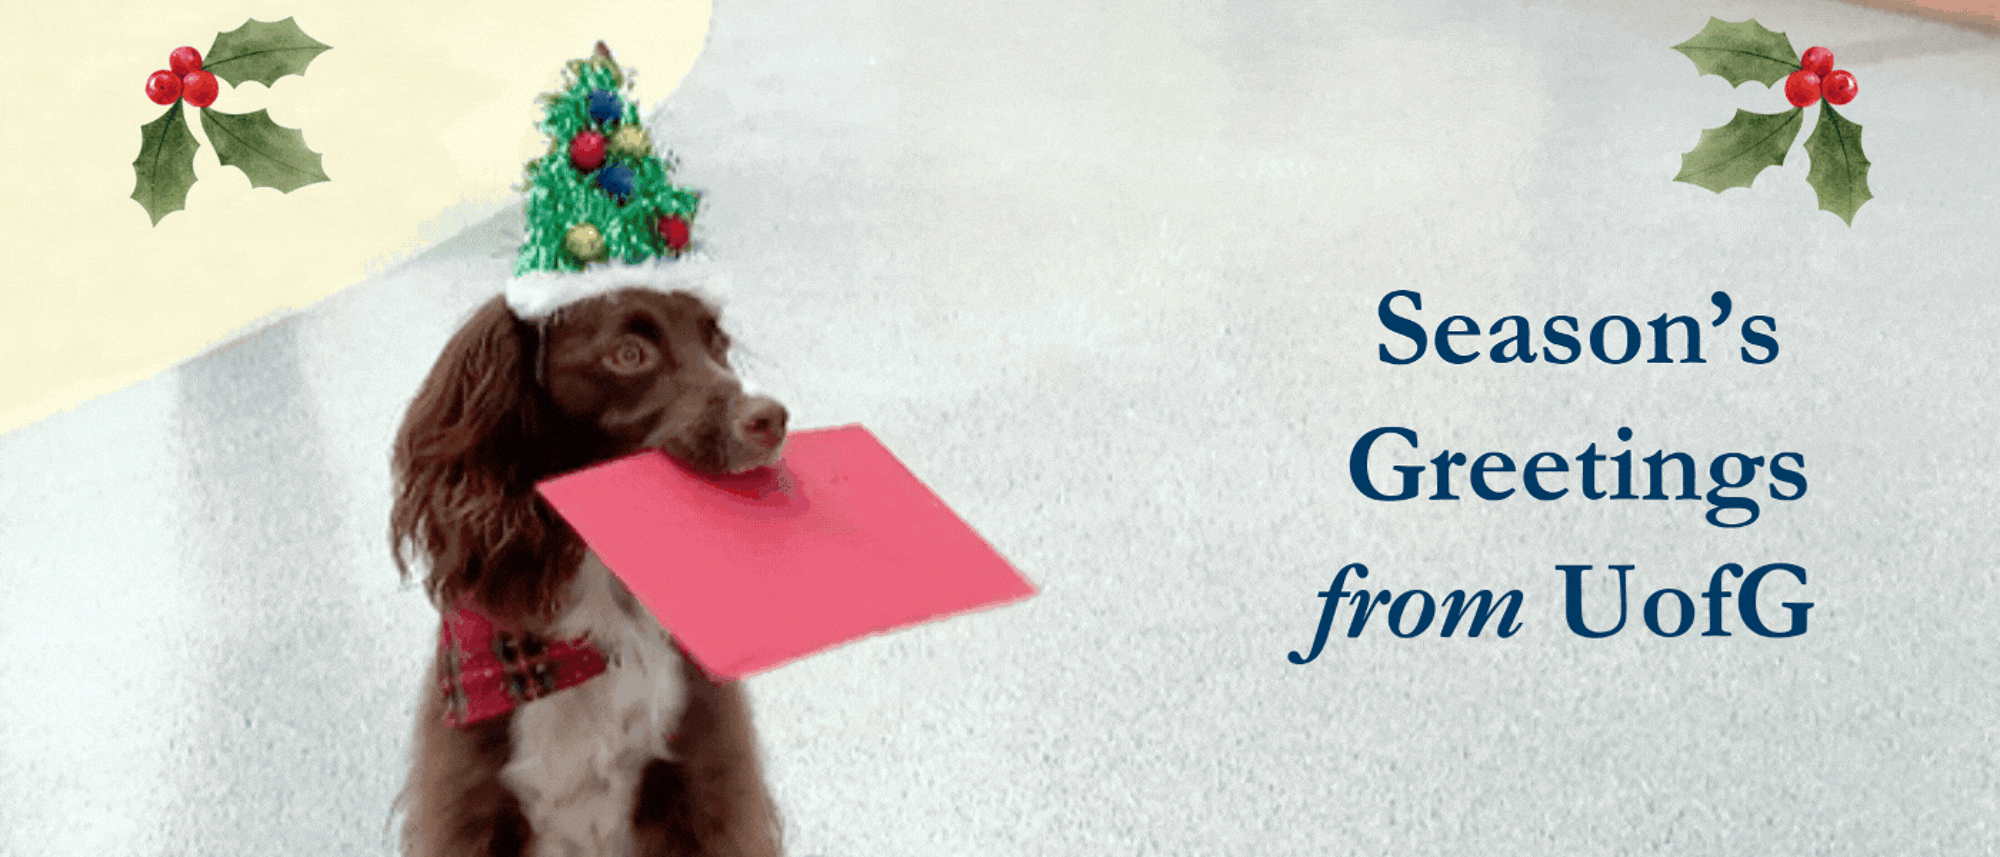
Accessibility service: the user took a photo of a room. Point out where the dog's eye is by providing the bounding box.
[603,337,657,374]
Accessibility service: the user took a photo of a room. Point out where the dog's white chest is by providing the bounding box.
[501,553,689,857]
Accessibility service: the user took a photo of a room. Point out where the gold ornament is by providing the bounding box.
[564,222,607,262]
[608,125,652,160]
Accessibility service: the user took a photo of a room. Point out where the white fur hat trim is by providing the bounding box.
[504,251,730,319]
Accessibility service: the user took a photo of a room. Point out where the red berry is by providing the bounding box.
[145,70,182,105]
[570,131,607,172]
[658,215,690,251]
[169,46,203,76]
[181,71,218,108]
[1784,70,1821,108]
[1822,70,1857,105]
[1801,46,1833,78]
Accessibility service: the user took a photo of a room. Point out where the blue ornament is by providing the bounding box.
[597,163,636,200]
[588,89,623,125]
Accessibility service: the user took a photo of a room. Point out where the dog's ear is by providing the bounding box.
[391,296,581,628]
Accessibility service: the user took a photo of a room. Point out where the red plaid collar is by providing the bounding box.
[438,598,608,728]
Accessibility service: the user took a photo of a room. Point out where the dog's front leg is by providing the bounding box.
[643,663,783,857]
[400,661,533,857]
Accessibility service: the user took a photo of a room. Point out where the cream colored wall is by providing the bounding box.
[0,1,710,434]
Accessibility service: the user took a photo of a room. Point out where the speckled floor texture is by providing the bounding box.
[4,0,1997,854]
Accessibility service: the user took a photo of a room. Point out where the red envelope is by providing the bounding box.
[536,425,1037,679]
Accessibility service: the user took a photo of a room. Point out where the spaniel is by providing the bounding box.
[390,286,787,857]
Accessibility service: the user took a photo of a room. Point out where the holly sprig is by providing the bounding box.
[1671,18,1873,225]
[130,17,332,225]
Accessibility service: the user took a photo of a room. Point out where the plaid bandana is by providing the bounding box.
[438,597,608,728]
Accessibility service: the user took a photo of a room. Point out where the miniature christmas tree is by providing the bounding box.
[515,42,699,277]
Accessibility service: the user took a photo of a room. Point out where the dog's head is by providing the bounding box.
[390,288,786,626]
[539,288,786,475]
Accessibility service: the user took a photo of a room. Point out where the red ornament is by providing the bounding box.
[1822,70,1857,106]
[182,71,218,108]
[1800,46,1833,78]
[658,215,690,251]
[1784,70,1821,108]
[170,46,203,76]
[570,130,607,172]
[145,70,182,105]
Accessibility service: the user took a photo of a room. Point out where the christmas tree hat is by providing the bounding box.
[506,42,708,319]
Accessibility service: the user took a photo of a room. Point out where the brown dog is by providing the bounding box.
[391,287,786,857]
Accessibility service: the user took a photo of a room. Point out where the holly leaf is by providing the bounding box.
[1804,103,1872,225]
[204,17,331,87]
[1672,18,1800,88]
[1674,107,1804,193]
[132,102,200,226]
[199,108,330,192]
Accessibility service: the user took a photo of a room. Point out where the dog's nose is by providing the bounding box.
[740,400,788,450]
